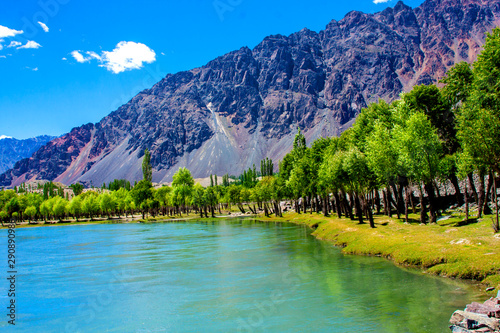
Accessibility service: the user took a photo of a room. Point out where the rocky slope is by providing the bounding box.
[1,0,500,187]
[0,135,56,175]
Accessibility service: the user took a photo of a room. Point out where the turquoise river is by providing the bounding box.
[0,218,485,332]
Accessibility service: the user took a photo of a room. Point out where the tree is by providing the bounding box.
[456,28,500,230]
[440,61,474,108]
[204,186,218,217]
[292,127,307,161]
[82,194,100,221]
[130,180,153,219]
[191,184,207,217]
[394,112,444,223]
[70,183,84,196]
[142,148,153,182]
[24,206,37,224]
[68,195,83,221]
[52,197,68,222]
[343,147,376,227]
[172,167,194,214]
[100,192,116,219]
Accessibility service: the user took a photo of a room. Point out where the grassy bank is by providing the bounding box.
[259,211,500,292]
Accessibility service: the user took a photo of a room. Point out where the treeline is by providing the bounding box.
[274,28,500,230]
[2,29,500,230]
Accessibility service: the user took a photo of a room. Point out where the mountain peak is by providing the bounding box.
[1,0,499,187]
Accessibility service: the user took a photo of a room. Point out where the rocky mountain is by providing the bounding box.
[0,135,57,175]
[1,0,499,187]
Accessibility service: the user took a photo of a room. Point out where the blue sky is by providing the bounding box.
[0,0,425,140]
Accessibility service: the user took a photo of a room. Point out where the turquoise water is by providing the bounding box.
[0,219,483,332]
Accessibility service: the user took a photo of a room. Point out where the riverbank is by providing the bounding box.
[258,211,500,293]
[0,211,252,229]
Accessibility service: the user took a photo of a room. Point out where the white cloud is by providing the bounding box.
[32,67,38,71]
[38,21,49,33]
[0,25,23,38]
[71,50,101,63]
[7,41,21,48]
[101,41,156,74]
[71,41,156,74]
[0,56,6,59]
[71,50,87,63]
[86,51,101,61]
[0,135,13,140]
[373,0,391,3]
[18,40,42,49]
[62,57,67,61]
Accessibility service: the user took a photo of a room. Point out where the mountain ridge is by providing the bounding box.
[0,135,57,175]
[1,0,499,187]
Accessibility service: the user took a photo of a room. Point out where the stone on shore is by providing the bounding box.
[449,296,500,332]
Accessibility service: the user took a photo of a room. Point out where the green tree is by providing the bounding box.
[130,180,153,219]
[457,28,500,230]
[82,194,100,221]
[191,184,207,217]
[100,192,116,219]
[394,112,444,223]
[172,167,194,214]
[142,148,153,182]
[24,206,37,224]
[204,186,218,217]
[52,197,68,222]
[68,195,83,221]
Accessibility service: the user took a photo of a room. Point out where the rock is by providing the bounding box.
[487,287,496,292]
[0,135,56,174]
[466,302,500,318]
[450,310,500,331]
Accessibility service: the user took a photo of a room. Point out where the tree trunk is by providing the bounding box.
[388,184,400,219]
[365,196,375,228]
[354,192,364,224]
[404,185,410,223]
[419,185,427,224]
[343,191,354,220]
[295,199,300,214]
[383,189,392,218]
[468,173,478,205]
[464,178,469,222]
[424,181,437,223]
[484,172,494,215]
[375,190,381,214]
[477,174,486,218]
[334,193,342,219]
[410,191,416,214]
[322,196,329,217]
[449,174,463,205]
[493,173,499,232]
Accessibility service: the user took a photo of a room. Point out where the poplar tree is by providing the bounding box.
[142,148,153,182]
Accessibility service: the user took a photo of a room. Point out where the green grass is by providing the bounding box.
[259,210,500,293]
